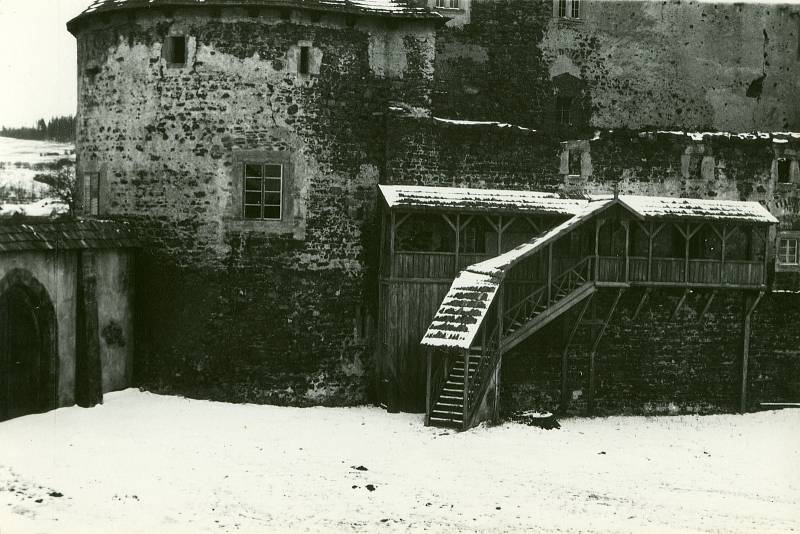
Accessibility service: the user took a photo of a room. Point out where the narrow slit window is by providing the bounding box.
[84,172,99,215]
[778,159,791,183]
[299,46,311,75]
[165,36,187,65]
[778,237,799,265]
[243,163,283,221]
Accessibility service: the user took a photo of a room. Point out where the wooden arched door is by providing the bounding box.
[0,271,57,422]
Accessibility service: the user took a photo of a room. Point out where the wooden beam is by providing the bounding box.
[493,358,502,424]
[389,211,396,278]
[561,294,594,413]
[462,349,470,430]
[547,243,553,305]
[623,220,630,282]
[587,288,625,415]
[699,290,717,322]
[525,216,541,235]
[454,213,461,276]
[632,287,652,320]
[670,289,690,321]
[379,211,387,275]
[740,291,765,413]
[425,348,432,426]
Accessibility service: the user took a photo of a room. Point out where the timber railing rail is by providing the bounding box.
[502,256,593,338]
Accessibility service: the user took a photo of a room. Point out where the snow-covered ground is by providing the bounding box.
[0,197,68,217]
[0,390,797,534]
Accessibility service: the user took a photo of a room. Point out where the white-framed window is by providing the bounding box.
[243,163,283,221]
[436,0,460,7]
[778,237,799,265]
[556,0,581,19]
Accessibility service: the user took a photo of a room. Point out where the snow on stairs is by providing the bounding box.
[429,350,482,429]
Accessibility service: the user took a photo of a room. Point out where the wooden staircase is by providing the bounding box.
[426,257,597,430]
[428,349,480,428]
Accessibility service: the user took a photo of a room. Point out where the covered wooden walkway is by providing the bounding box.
[402,189,777,430]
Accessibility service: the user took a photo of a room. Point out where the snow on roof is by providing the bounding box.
[655,131,800,142]
[68,0,442,31]
[379,185,588,216]
[432,117,536,133]
[421,194,778,349]
[421,270,502,349]
[618,195,778,224]
[421,199,613,349]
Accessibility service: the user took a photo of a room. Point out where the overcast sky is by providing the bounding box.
[0,0,89,128]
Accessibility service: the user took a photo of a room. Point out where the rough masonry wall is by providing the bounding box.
[501,290,800,416]
[435,0,800,132]
[75,8,435,405]
[388,119,800,413]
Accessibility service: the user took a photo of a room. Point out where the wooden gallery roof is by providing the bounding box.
[411,187,778,350]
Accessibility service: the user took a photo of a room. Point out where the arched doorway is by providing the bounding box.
[0,269,57,422]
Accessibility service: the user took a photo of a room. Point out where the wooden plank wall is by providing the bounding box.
[379,279,452,413]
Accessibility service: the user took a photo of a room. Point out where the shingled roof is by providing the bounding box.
[68,0,442,31]
[0,219,140,253]
[618,195,778,224]
[380,185,588,216]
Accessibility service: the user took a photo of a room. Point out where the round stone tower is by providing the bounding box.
[67,0,441,405]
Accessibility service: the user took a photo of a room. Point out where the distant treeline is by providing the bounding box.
[0,116,76,143]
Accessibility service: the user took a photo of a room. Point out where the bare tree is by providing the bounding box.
[34,158,77,216]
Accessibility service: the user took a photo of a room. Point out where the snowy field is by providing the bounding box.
[0,136,74,195]
[0,390,798,534]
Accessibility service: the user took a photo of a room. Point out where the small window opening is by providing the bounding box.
[558,0,567,17]
[778,237,799,265]
[556,96,573,126]
[84,172,99,216]
[243,163,283,221]
[299,46,311,75]
[571,0,580,18]
[778,159,791,183]
[165,36,187,65]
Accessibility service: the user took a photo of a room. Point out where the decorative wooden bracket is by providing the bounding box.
[632,288,652,320]
[699,290,717,322]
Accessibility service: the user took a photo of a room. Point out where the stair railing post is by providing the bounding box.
[462,349,470,430]
[425,347,432,426]
[547,243,553,305]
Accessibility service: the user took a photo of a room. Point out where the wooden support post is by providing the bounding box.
[684,222,691,283]
[647,221,654,281]
[379,211,387,275]
[389,211,396,278]
[76,251,103,409]
[587,289,624,416]
[462,349,470,430]
[547,243,553,305]
[699,290,717,322]
[493,358,502,424]
[561,294,594,413]
[670,289,690,321]
[425,348,432,426]
[763,226,770,286]
[454,213,461,276]
[632,288,651,320]
[623,220,630,282]
[594,218,603,281]
[740,291,764,413]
